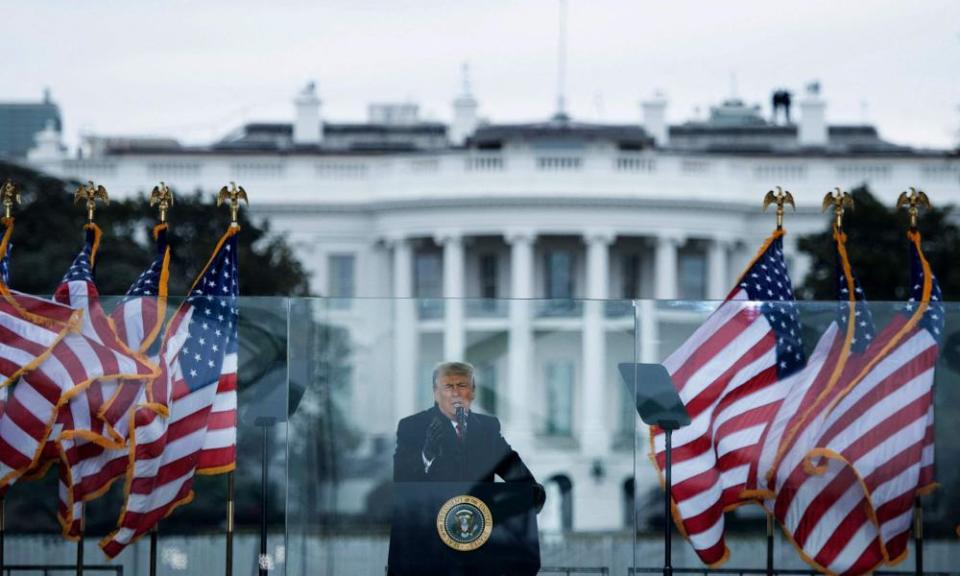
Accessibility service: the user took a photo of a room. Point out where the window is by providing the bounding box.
[618,376,637,440]
[678,250,706,300]
[475,362,497,415]
[415,251,443,319]
[327,254,355,308]
[541,250,578,316]
[537,156,582,171]
[479,254,499,299]
[621,253,641,299]
[544,250,575,299]
[544,361,574,436]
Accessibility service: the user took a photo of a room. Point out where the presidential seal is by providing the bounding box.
[436,495,493,551]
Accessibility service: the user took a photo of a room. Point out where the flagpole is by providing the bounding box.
[226,470,235,576]
[1,497,5,576]
[914,497,924,576]
[762,186,792,576]
[766,512,774,576]
[217,182,245,576]
[149,524,158,576]
[663,428,673,576]
[260,422,270,576]
[76,503,85,576]
[0,183,17,576]
[898,188,931,576]
[148,183,171,576]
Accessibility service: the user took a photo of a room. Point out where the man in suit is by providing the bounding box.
[389,361,544,576]
[393,361,544,495]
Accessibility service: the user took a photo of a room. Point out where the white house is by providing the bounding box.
[24,81,960,533]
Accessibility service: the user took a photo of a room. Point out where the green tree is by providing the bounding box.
[0,162,316,536]
[797,184,960,537]
[796,185,960,301]
[0,161,310,296]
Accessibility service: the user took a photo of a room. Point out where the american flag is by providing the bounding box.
[0,220,81,392]
[651,230,805,566]
[0,238,10,420]
[765,231,942,575]
[101,226,239,558]
[58,224,170,538]
[1,240,11,285]
[757,229,875,490]
[0,224,154,496]
[757,228,879,573]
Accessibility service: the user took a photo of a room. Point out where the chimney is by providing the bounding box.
[798,82,827,147]
[27,120,66,164]
[293,82,322,145]
[641,92,668,147]
[450,64,479,145]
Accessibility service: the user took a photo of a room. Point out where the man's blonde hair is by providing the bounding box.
[432,361,476,389]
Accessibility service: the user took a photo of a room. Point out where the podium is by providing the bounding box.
[618,362,690,576]
[387,482,541,576]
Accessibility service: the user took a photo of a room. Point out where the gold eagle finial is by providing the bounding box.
[762,186,795,230]
[821,187,854,230]
[896,187,930,230]
[216,182,248,226]
[1,180,21,221]
[74,180,109,223]
[150,182,175,223]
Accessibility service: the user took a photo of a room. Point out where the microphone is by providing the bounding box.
[455,404,466,439]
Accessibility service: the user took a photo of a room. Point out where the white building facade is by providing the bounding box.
[24,83,960,532]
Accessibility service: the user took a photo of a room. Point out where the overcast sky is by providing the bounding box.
[5,0,959,149]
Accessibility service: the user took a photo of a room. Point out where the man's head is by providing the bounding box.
[432,361,476,420]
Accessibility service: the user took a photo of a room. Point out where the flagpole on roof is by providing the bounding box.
[897,187,932,576]
[0,179,19,576]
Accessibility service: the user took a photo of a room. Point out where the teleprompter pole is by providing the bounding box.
[76,503,84,576]
[914,497,924,576]
[149,525,158,576]
[1,497,5,576]
[663,428,673,576]
[617,362,688,576]
[226,471,235,576]
[258,419,275,576]
[766,513,774,576]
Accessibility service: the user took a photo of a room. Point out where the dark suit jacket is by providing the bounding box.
[393,405,537,484]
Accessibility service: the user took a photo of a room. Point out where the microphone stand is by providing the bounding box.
[455,405,467,480]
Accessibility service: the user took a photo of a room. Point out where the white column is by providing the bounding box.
[637,299,659,363]
[654,232,684,300]
[707,236,731,301]
[390,236,418,420]
[782,235,811,288]
[437,231,465,361]
[506,230,535,448]
[582,230,614,455]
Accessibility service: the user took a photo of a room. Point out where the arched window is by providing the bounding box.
[622,477,635,529]
[540,474,574,532]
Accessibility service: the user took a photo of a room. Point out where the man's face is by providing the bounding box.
[434,372,475,420]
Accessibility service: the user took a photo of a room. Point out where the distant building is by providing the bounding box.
[26,81,960,532]
[0,89,62,159]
